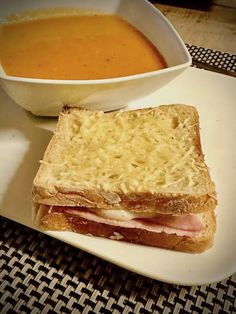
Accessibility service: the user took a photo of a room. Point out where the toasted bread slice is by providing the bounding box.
[34,204,216,253]
[33,105,216,214]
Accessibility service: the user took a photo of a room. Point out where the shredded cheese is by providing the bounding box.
[45,107,206,193]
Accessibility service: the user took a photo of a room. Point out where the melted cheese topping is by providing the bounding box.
[43,108,207,193]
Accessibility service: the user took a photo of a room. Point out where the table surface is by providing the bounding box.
[153,1,236,55]
[1,9,236,314]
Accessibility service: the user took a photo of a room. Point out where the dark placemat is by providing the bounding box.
[1,46,236,314]
[186,44,236,73]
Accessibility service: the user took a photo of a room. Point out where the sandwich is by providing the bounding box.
[32,104,217,253]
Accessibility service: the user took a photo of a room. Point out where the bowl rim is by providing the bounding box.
[0,61,191,85]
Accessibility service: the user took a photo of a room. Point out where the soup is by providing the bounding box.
[0,14,166,80]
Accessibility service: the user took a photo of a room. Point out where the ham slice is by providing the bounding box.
[140,214,202,231]
[50,206,202,237]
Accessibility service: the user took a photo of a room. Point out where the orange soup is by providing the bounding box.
[0,14,166,80]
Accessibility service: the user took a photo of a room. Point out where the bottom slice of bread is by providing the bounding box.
[34,204,216,253]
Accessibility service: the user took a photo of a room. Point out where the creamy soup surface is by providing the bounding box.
[0,14,167,79]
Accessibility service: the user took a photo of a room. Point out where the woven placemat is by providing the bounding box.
[186,44,236,73]
[1,46,236,314]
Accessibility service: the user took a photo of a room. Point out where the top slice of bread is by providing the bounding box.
[33,105,217,214]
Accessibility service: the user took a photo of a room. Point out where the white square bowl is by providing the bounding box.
[0,0,191,116]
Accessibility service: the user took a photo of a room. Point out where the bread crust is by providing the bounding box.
[36,204,216,253]
[33,185,216,214]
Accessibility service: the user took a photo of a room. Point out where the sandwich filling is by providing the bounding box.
[44,205,203,237]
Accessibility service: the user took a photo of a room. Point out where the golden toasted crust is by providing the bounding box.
[33,105,217,214]
[35,204,216,253]
[32,186,216,214]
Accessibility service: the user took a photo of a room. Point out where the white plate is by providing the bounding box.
[0,67,236,286]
